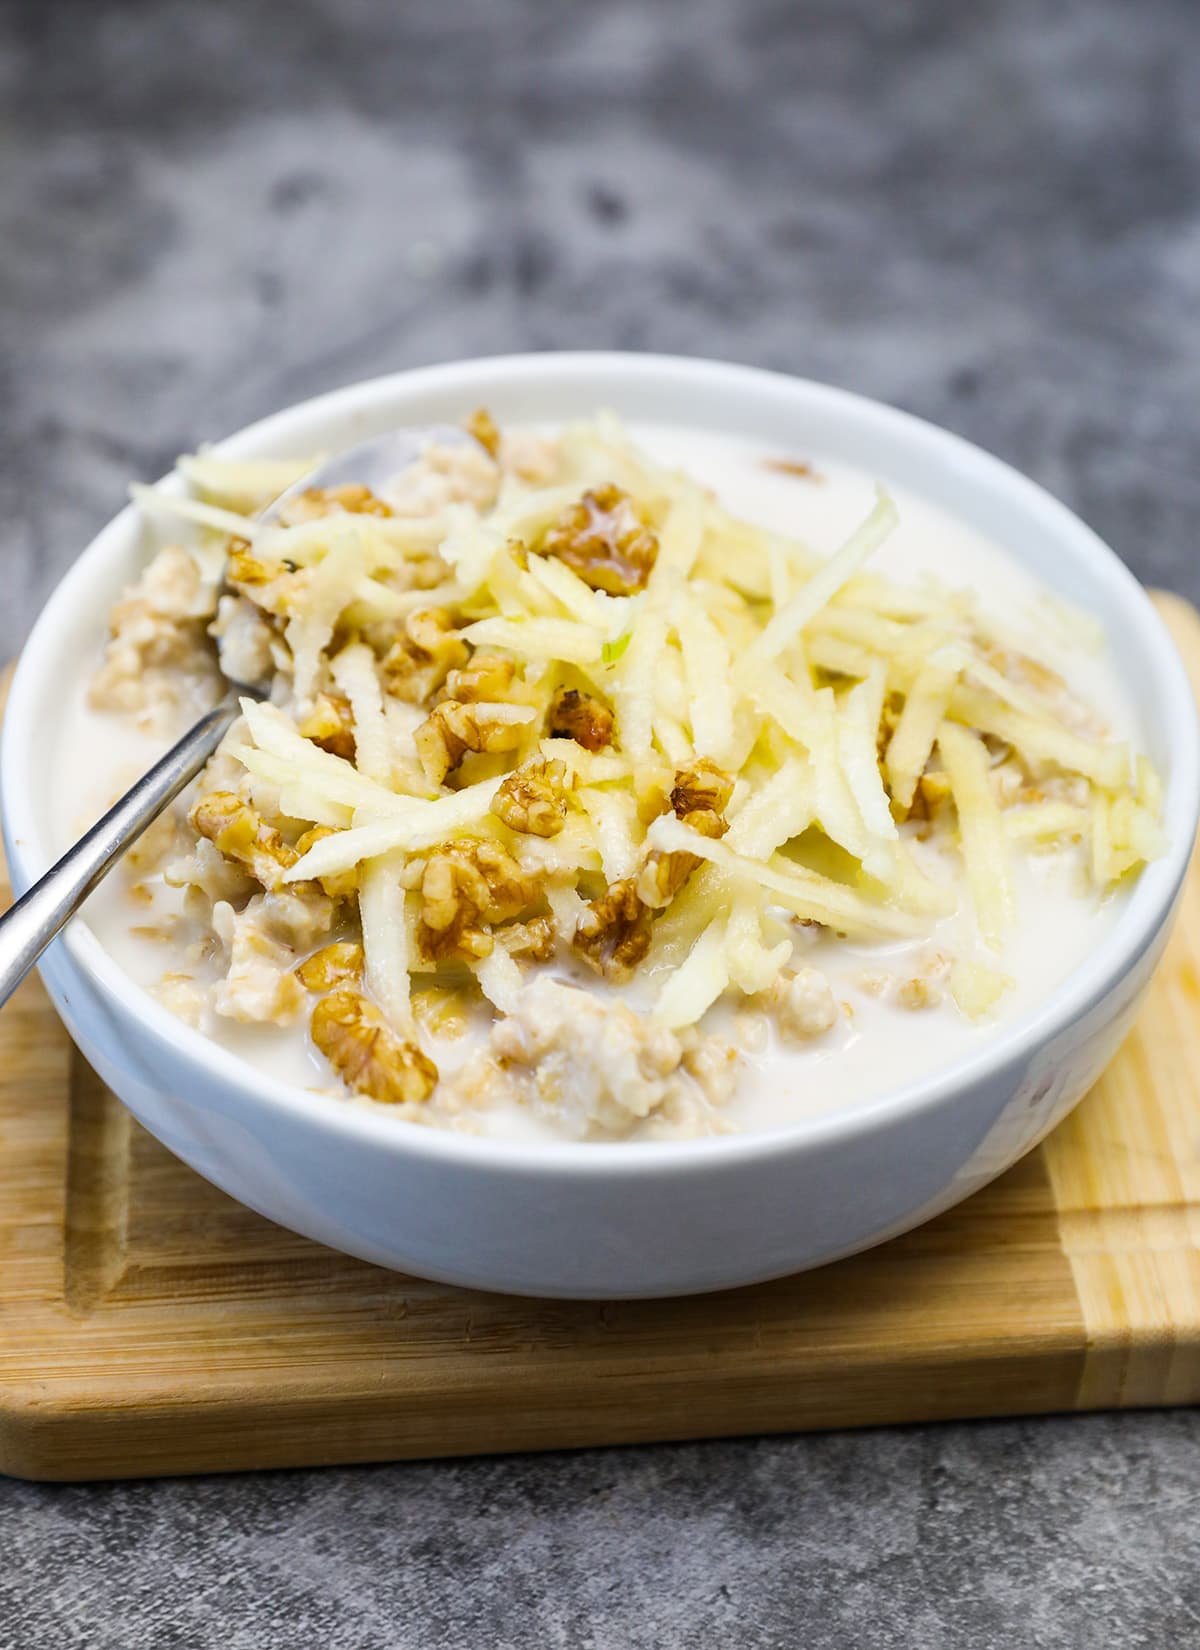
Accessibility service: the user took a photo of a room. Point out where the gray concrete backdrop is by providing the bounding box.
[3,0,1200,1644]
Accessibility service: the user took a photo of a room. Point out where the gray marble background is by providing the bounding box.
[3,0,1200,1644]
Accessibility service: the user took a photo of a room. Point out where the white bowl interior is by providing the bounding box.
[4,352,1198,1169]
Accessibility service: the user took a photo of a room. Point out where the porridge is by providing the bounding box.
[55,412,1165,1141]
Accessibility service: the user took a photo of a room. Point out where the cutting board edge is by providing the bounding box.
[0,1344,1097,1482]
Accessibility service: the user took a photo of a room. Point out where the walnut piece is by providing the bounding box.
[295,941,365,993]
[637,760,733,909]
[538,484,658,595]
[670,759,734,835]
[490,757,570,837]
[497,914,558,961]
[381,608,469,705]
[419,840,537,963]
[294,826,359,900]
[465,406,502,459]
[634,853,688,909]
[547,688,614,752]
[225,539,277,590]
[224,538,310,621]
[444,651,517,704]
[311,990,438,1104]
[573,877,654,978]
[299,691,356,760]
[190,792,297,892]
[415,699,529,785]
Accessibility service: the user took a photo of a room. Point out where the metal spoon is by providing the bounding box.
[0,423,478,1009]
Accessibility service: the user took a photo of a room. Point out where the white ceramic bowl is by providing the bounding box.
[5,354,1197,1298]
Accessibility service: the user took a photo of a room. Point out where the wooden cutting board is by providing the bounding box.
[4,593,1200,1483]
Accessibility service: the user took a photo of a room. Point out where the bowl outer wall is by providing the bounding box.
[3,353,1197,1296]
[31,891,1175,1296]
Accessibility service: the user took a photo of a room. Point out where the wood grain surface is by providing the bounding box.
[2,594,1199,1482]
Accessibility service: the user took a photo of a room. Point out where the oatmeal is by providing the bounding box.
[59,416,1165,1142]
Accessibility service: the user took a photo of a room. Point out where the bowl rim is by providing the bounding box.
[5,349,1198,1177]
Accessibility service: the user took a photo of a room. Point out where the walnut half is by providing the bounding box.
[573,877,654,979]
[381,609,468,706]
[312,990,438,1104]
[419,839,536,963]
[548,688,614,752]
[490,757,570,837]
[670,759,734,834]
[299,691,356,760]
[538,485,658,596]
[415,699,529,785]
[295,941,365,993]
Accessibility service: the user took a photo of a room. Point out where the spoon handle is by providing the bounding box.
[0,695,243,1010]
